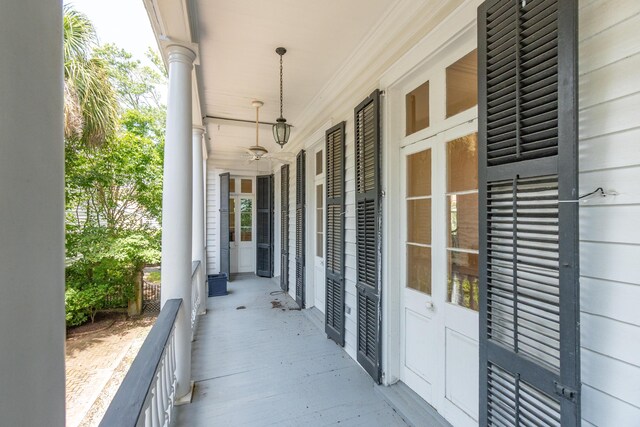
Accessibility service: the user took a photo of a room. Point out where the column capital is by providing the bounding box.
[165,43,197,66]
[192,125,206,136]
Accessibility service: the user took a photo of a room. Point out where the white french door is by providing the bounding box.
[400,121,479,427]
[230,194,255,273]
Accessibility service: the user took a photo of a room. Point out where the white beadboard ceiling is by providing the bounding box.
[195,0,396,159]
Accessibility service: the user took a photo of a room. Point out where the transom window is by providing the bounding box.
[405,81,430,136]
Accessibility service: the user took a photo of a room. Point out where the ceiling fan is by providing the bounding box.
[244,100,295,163]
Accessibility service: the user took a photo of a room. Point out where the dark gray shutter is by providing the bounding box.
[256,174,274,277]
[280,164,290,291]
[354,90,382,383]
[295,150,306,308]
[478,0,580,425]
[325,122,346,346]
[219,173,231,281]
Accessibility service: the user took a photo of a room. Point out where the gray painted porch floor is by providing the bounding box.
[174,274,408,426]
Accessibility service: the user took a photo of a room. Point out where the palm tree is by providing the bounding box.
[63,4,118,145]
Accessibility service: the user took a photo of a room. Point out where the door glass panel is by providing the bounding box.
[241,179,253,194]
[406,148,431,295]
[447,252,479,311]
[229,198,236,242]
[407,245,431,295]
[407,199,431,245]
[316,184,323,257]
[316,150,323,175]
[447,134,478,192]
[229,178,236,194]
[407,149,431,197]
[448,194,479,250]
[240,198,252,241]
[446,134,479,310]
[446,49,478,118]
[406,81,430,136]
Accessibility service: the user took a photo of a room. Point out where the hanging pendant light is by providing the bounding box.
[247,100,268,159]
[273,47,292,148]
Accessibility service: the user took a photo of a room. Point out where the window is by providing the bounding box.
[240,198,252,241]
[229,178,236,194]
[406,81,430,136]
[241,179,252,194]
[316,150,323,175]
[229,198,236,242]
[406,149,432,295]
[446,50,478,118]
[446,133,479,310]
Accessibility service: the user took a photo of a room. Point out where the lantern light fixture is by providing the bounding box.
[272,47,292,148]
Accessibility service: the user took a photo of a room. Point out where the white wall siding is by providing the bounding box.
[579,0,640,424]
[206,163,220,274]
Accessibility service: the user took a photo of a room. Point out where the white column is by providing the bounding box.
[192,126,206,314]
[161,44,197,399]
[0,2,65,425]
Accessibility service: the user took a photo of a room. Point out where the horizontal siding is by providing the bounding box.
[206,163,219,274]
[579,8,640,74]
[579,0,640,424]
[582,384,640,427]
[581,277,640,327]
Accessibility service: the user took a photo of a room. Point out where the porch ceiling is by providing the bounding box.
[195,0,397,160]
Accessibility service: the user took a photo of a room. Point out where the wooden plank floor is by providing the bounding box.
[174,274,408,426]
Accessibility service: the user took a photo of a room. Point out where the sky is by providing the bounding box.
[66,0,160,63]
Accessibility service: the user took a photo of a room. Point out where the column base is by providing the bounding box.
[175,381,195,406]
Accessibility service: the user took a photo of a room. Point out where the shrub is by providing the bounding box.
[65,226,160,326]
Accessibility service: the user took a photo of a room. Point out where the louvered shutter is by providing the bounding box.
[354,90,382,383]
[478,1,580,426]
[295,150,306,308]
[219,172,231,280]
[256,174,274,277]
[281,164,290,292]
[325,122,346,346]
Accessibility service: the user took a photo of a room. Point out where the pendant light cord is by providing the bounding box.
[256,102,259,145]
[279,53,284,119]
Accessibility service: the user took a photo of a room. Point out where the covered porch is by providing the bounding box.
[175,274,427,426]
[2,0,640,426]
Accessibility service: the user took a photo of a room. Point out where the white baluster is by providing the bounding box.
[157,356,168,427]
[169,329,177,402]
[144,402,152,427]
[163,350,172,425]
[150,384,159,427]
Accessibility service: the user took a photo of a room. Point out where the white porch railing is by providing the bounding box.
[99,299,181,427]
[191,260,203,338]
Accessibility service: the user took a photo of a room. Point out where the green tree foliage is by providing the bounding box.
[63,5,119,145]
[63,7,167,326]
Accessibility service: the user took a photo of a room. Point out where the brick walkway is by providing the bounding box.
[65,314,157,427]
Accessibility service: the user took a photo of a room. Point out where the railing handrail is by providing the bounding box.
[99,299,182,427]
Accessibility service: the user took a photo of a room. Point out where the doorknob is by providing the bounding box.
[425,301,434,310]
